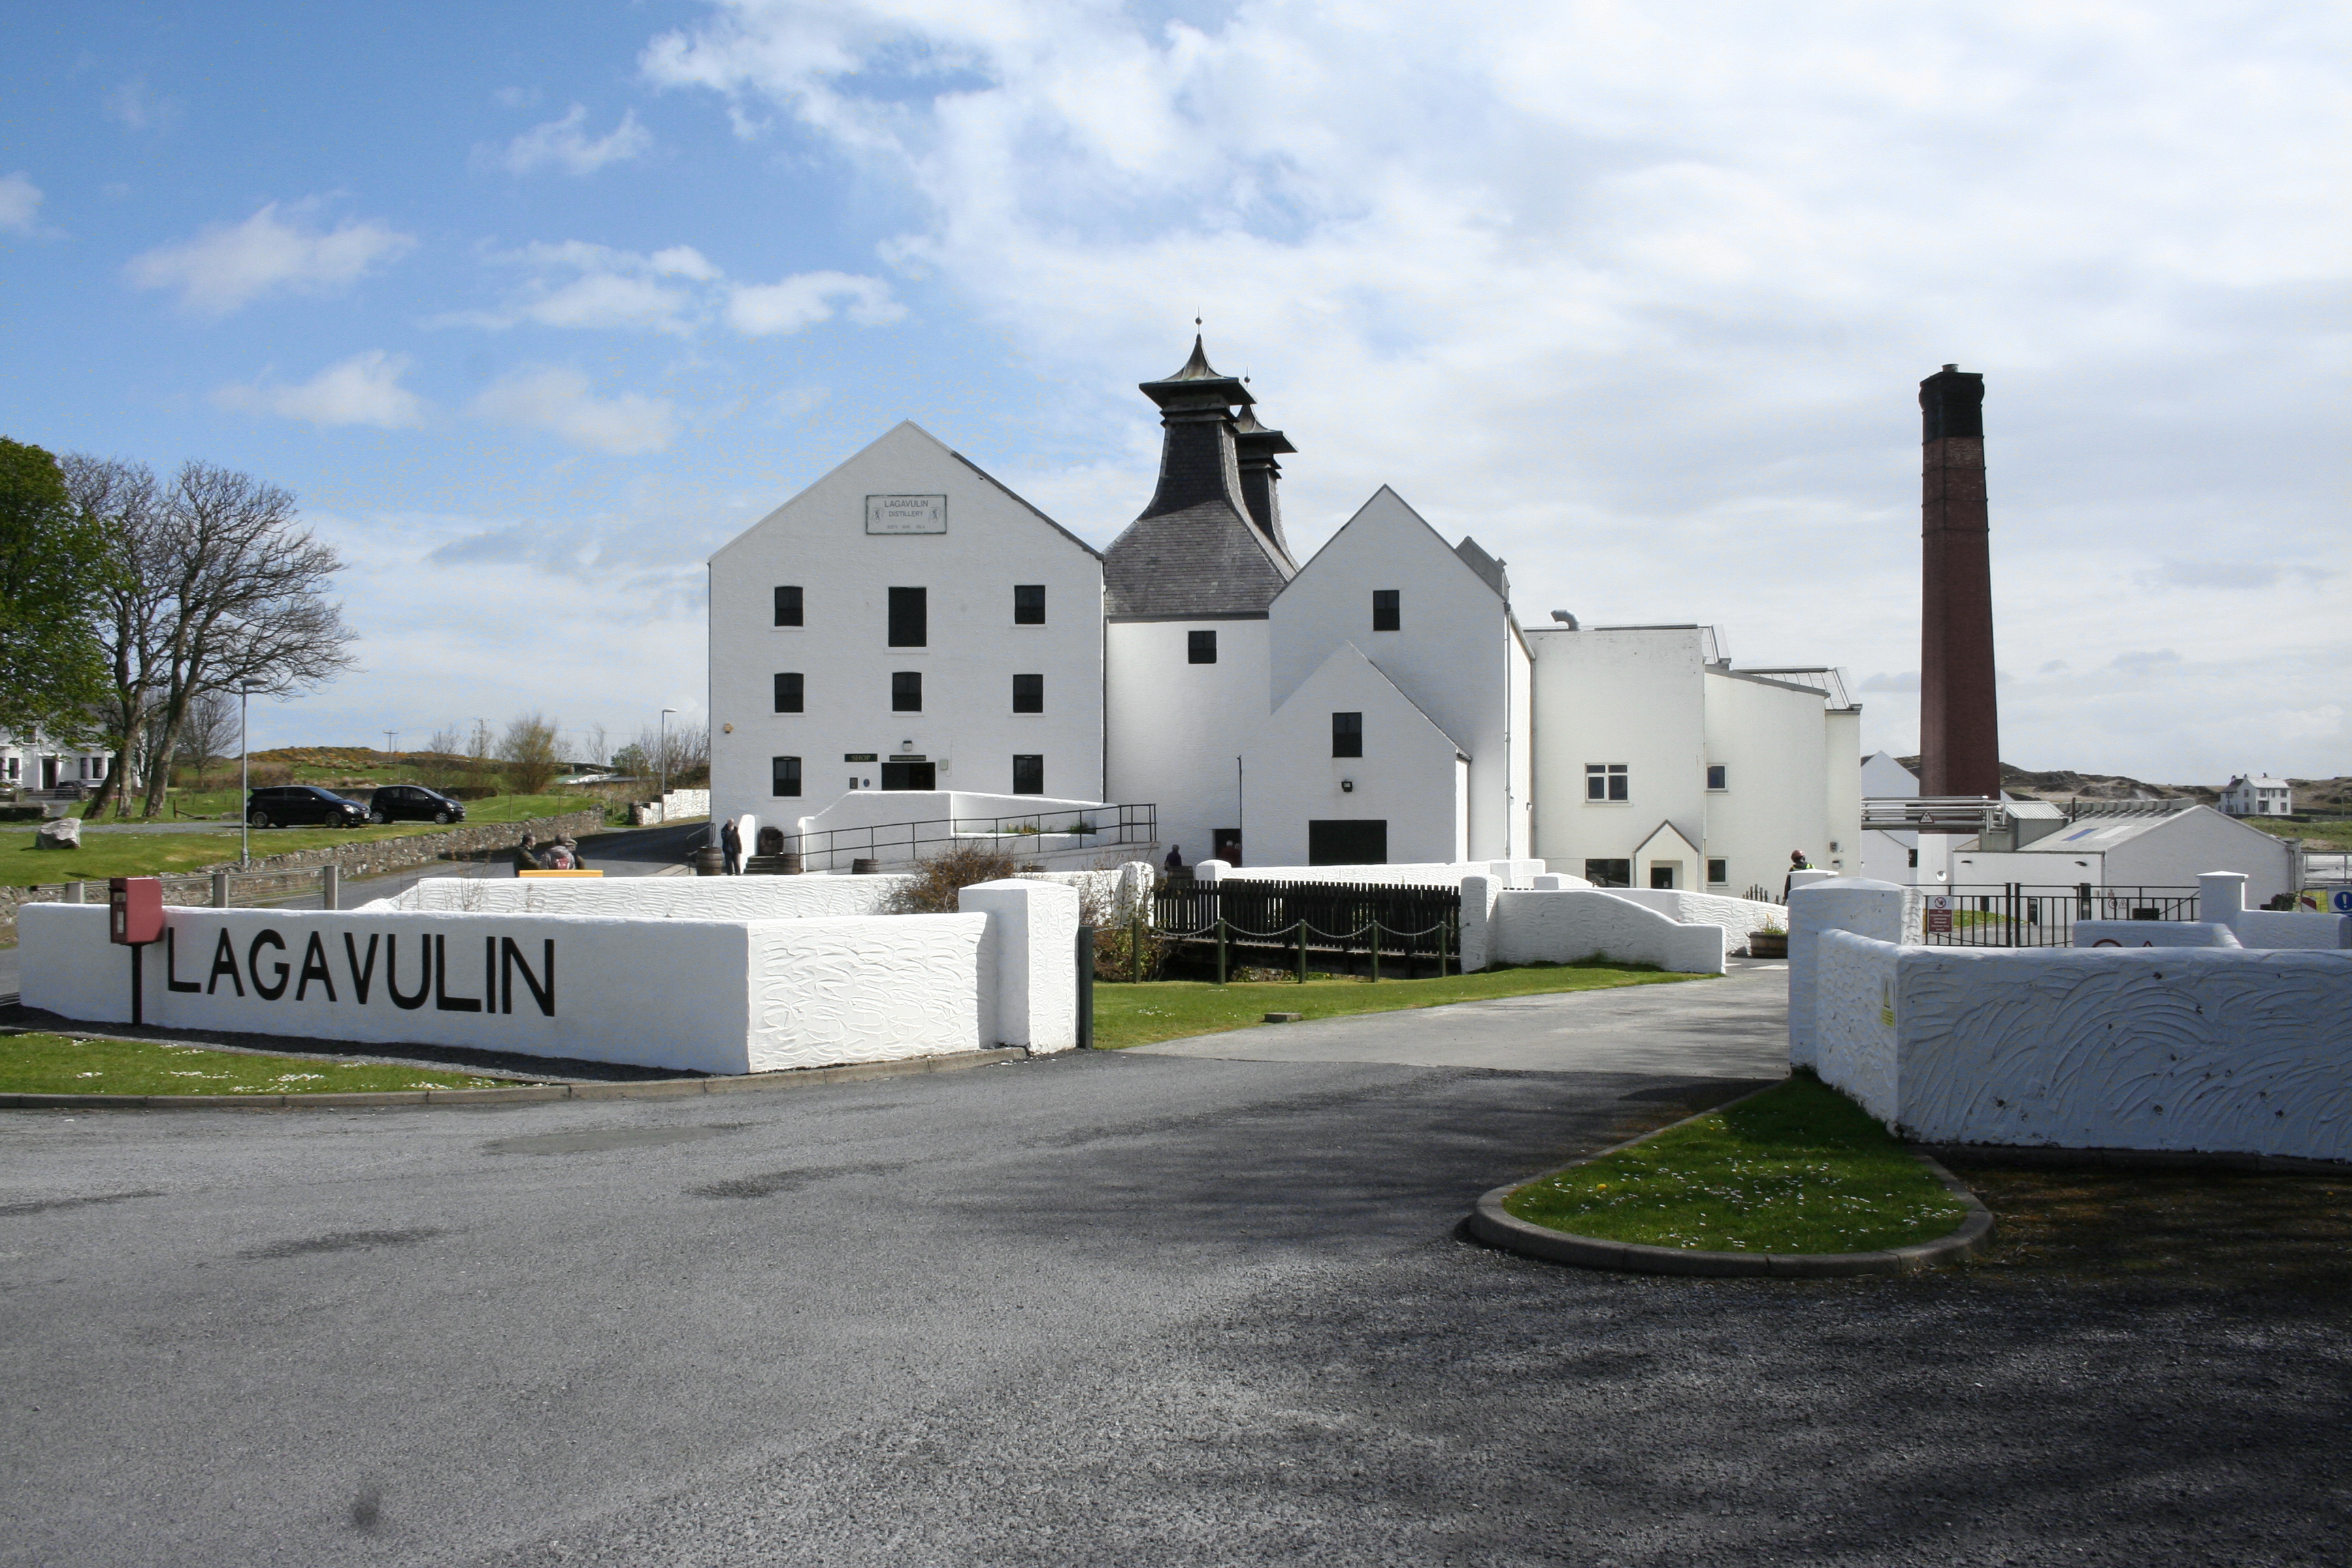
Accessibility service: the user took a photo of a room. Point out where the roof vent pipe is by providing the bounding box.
[1550,610,1579,628]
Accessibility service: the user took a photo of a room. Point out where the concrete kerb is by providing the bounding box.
[1464,1081,1997,1278]
[0,1043,1030,1112]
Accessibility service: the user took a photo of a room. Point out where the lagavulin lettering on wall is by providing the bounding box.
[161,926,556,1016]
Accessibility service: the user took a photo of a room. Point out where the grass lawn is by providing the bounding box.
[5,794,591,889]
[1502,1075,1969,1254]
[0,1032,527,1095]
[1091,960,1699,1051]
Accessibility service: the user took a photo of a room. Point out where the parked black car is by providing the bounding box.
[244,785,368,830]
[365,784,467,825]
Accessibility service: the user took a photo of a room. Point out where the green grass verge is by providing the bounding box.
[0,1032,526,1095]
[1091,960,1698,1051]
[1502,1075,1968,1254]
[3,795,590,889]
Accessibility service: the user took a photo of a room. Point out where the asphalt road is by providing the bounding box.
[4,984,2347,1567]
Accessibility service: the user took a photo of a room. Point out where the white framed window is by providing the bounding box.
[1586,764,1628,802]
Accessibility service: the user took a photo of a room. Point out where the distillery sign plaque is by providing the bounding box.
[865,495,947,534]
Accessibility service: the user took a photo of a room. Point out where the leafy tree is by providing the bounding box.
[0,438,111,745]
[497,713,563,794]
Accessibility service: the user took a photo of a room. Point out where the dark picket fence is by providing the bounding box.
[1149,878,1463,981]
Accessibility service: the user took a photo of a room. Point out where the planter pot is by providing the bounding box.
[1748,932,1788,959]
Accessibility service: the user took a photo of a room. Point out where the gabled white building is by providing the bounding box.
[0,728,112,792]
[708,422,1106,819]
[1526,626,1861,894]
[707,340,1860,877]
[2220,774,2293,817]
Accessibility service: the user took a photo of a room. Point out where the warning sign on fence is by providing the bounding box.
[1926,894,1954,935]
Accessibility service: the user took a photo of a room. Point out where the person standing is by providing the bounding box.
[721,817,744,875]
[1782,849,1812,901]
[513,832,546,876]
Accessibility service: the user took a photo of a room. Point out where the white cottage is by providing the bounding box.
[2220,774,2293,817]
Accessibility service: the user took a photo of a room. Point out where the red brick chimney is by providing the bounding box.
[1917,365,2000,800]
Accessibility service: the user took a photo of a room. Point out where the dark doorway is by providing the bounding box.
[1308,819,1387,866]
[1213,828,1243,865]
[880,762,936,790]
[1650,864,1678,889]
[42,756,59,789]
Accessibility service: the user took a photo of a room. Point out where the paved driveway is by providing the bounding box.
[1131,958,1789,1077]
[5,970,2349,1567]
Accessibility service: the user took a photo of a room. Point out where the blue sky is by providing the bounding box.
[3,1,2345,781]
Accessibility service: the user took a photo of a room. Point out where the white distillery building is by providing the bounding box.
[708,340,1859,880]
[1,727,114,792]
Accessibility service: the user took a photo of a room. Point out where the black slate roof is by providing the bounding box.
[1103,500,1294,619]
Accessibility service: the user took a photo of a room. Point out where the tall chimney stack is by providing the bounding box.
[1917,364,1999,801]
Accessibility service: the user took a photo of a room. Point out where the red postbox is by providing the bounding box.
[110,877,165,946]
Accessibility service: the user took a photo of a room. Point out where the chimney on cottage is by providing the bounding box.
[1916,364,2000,802]
[1136,336,1254,522]
[1231,405,1297,561]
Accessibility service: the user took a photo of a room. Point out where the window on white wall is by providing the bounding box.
[892,672,922,712]
[1012,674,1043,713]
[774,585,803,626]
[1331,712,1363,758]
[1707,764,1727,790]
[1708,858,1727,884]
[1012,754,1044,794]
[774,672,803,713]
[1371,589,1400,631]
[1188,629,1216,664]
[1586,764,1628,801]
[1013,585,1045,625]
[770,756,802,796]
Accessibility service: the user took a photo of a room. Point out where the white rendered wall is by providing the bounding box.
[389,876,915,920]
[1608,887,1787,945]
[1527,626,1707,882]
[1221,860,1543,889]
[1486,889,1727,975]
[960,878,1081,1053]
[1242,641,1466,866]
[1267,488,1529,860]
[708,421,1106,831]
[20,904,1002,1076]
[1105,616,1268,867]
[1823,708,1863,879]
[1701,669,1835,894]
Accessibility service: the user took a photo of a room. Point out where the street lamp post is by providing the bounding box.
[384,730,398,772]
[659,707,676,808]
[239,687,253,870]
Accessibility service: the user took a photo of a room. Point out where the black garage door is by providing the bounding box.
[1307,819,1388,866]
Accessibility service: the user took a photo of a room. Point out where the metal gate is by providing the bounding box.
[1921,884,2199,948]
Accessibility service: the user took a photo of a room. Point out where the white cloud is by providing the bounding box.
[451,241,896,338]
[0,173,43,233]
[125,203,414,314]
[471,365,677,453]
[491,105,653,176]
[104,79,181,133]
[728,270,906,335]
[642,0,2352,781]
[214,350,425,429]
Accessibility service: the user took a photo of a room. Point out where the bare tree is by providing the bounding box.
[58,455,164,817]
[173,688,236,792]
[498,713,563,795]
[583,722,608,769]
[131,462,357,817]
[416,724,467,789]
[631,719,710,790]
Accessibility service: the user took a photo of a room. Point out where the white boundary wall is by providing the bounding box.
[1792,877,2352,1159]
[21,878,1082,1075]
[387,866,1150,925]
[1209,860,1546,889]
[1461,877,1727,975]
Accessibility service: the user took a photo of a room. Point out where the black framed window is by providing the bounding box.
[1371,589,1401,631]
[1586,763,1628,801]
[774,585,803,627]
[1013,584,1045,625]
[1012,673,1043,713]
[1584,858,1631,887]
[887,586,926,647]
[774,672,804,713]
[1188,629,1216,664]
[1708,858,1728,884]
[892,671,922,712]
[1707,764,1727,790]
[1012,754,1044,795]
[770,756,802,797]
[1331,712,1363,758]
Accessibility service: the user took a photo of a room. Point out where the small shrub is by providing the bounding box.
[883,843,1021,914]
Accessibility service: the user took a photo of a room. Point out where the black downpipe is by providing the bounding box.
[1075,924,1095,1049]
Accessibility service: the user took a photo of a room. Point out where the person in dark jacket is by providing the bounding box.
[1163,844,1184,872]
[721,818,743,875]
[513,832,546,875]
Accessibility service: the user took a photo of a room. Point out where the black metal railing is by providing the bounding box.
[779,802,1157,872]
[1147,879,1462,981]
[1920,883,2200,948]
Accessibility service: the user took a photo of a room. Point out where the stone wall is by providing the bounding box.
[0,808,607,947]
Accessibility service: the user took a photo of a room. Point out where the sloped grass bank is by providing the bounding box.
[1503,1075,1968,1254]
[1092,961,1697,1051]
[0,1032,522,1096]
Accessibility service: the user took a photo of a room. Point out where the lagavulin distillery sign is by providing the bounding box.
[160,924,557,1017]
